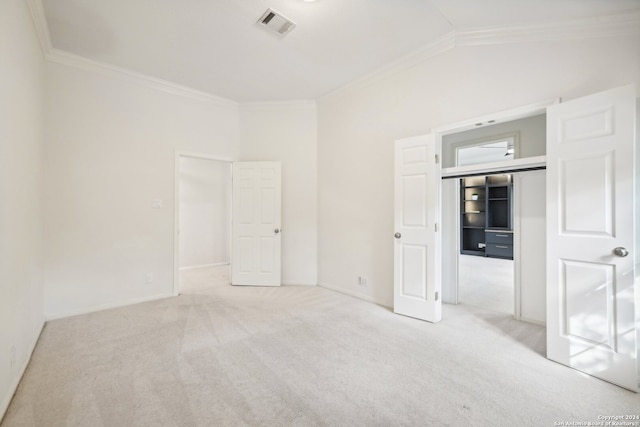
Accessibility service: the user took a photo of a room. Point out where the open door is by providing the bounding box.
[231,162,282,286]
[546,85,638,391]
[394,134,442,322]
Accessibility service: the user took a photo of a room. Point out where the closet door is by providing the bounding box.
[393,134,441,322]
[546,85,637,391]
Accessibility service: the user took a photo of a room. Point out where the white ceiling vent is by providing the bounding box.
[257,8,296,37]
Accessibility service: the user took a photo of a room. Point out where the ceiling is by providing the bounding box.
[41,0,640,102]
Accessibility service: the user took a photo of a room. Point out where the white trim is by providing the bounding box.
[25,0,52,54]
[45,294,173,321]
[47,49,238,107]
[179,262,229,271]
[457,11,640,46]
[323,11,638,101]
[176,152,233,163]
[240,100,317,111]
[174,152,233,296]
[282,281,317,286]
[174,154,181,297]
[25,0,638,105]
[442,155,547,178]
[0,321,44,422]
[321,31,456,100]
[318,282,391,308]
[24,0,239,106]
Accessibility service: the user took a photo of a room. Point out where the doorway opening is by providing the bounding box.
[438,108,549,325]
[395,87,638,390]
[458,173,515,315]
[173,153,232,295]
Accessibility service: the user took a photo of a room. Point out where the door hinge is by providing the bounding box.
[434,223,439,232]
[435,154,439,164]
[435,291,439,301]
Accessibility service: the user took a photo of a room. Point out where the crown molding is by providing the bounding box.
[25,0,52,54]
[323,11,639,100]
[239,100,317,112]
[25,0,640,104]
[321,31,456,101]
[46,49,238,107]
[457,11,640,46]
[24,0,237,107]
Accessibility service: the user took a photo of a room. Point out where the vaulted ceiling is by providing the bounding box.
[40,0,640,102]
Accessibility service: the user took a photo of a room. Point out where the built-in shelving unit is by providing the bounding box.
[460,174,513,259]
[460,176,487,257]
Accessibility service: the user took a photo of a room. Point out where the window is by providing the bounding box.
[455,133,518,167]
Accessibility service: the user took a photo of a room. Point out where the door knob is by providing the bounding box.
[274,228,280,234]
[613,247,629,257]
[394,232,401,239]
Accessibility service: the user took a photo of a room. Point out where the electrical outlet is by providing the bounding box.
[151,199,163,209]
[146,273,153,284]
[357,276,368,287]
[10,346,16,368]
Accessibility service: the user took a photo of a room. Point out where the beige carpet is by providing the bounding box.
[2,266,638,426]
[458,255,514,314]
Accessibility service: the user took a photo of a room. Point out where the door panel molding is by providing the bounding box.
[231,161,282,286]
[394,134,441,322]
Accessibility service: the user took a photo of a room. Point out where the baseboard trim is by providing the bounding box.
[318,282,392,308]
[45,293,174,321]
[179,262,229,271]
[282,281,317,286]
[519,316,546,327]
[0,320,44,422]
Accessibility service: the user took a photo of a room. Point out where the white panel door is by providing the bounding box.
[231,162,281,286]
[547,85,637,391]
[394,134,441,322]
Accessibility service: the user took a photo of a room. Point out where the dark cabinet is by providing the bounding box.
[485,231,514,259]
[460,176,486,256]
[460,175,513,259]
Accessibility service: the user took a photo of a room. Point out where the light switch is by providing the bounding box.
[152,199,163,209]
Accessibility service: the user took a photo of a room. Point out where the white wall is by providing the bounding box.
[441,179,458,304]
[0,0,45,417]
[318,36,640,308]
[238,103,318,285]
[44,62,239,318]
[179,157,230,269]
[515,170,546,324]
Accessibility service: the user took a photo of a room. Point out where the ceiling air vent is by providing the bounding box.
[257,8,296,37]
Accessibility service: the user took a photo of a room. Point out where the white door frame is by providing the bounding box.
[173,151,233,296]
[432,98,558,320]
